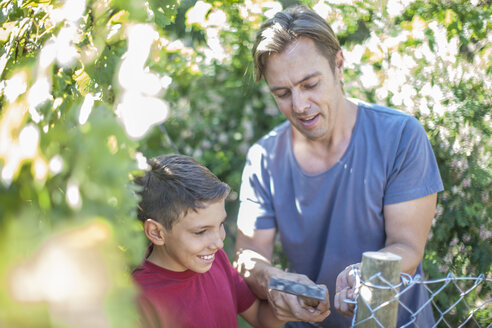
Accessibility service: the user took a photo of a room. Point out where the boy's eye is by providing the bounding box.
[194,221,225,235]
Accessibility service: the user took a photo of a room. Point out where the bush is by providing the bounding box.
[0,0,489,326]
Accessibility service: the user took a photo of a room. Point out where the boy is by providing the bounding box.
[132,154,285,328]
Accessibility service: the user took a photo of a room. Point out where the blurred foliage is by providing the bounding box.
[0,0,490,327]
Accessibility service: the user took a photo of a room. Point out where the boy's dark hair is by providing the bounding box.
[135,154,230,230]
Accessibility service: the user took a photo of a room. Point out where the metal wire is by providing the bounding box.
[346,271,492,328]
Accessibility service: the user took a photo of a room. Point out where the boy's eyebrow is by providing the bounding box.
[270,72,321,92]
[190,217,227,230]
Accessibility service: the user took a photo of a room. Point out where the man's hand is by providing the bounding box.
[235,230,330,322]
[266,272,331,322]
[334,264,360,317]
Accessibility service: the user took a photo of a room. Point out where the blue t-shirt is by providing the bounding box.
[237,100,443,327]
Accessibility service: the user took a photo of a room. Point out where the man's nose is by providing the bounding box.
[292,90,309,113]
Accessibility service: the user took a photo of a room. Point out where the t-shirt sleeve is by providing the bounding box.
[234,270,257,313]
[384,116,444,204]
[219,250,257,313]
[237,144,277,234]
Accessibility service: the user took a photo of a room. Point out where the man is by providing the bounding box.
[234,5,443,327]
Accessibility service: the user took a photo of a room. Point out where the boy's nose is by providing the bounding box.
[210,231,224,250]
[210,237,223,250]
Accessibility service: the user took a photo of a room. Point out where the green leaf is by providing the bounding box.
[148,0,178,29]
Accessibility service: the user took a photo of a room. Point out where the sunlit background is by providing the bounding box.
[0,0,490,327]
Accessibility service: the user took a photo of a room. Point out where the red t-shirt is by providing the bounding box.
[132,248,256,328]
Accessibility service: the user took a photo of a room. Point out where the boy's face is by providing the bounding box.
[160,198,227,273]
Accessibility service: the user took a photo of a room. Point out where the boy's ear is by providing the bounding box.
[144,219,166,246]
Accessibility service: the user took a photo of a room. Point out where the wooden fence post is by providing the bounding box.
[354,251,402,328]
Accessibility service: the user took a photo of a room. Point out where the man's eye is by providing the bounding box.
[304,82,318,89]
[195,230,206,235]
[276,92,289,99]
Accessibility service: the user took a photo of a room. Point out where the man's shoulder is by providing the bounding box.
[354,99,423,134]
[245,120,290,160]
[355,99,413,121]
[257,120,290,144]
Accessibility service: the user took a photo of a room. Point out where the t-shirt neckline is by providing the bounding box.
[143,259,199,279]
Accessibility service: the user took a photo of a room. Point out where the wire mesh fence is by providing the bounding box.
[349,257,491,328]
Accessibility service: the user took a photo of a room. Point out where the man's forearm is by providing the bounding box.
[235,248,285,299]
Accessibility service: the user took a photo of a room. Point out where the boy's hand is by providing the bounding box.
[266,272,330,322]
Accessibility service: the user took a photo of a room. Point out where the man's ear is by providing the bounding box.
[335,50,344,79]
[144,219,166,245]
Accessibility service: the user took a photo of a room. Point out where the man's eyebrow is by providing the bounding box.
[270,72,321,92]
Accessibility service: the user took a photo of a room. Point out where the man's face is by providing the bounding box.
[160,198,226,273]
[264,37,344,142]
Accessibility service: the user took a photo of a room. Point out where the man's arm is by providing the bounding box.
[235,228,331,322]
[381,193,437,274]
[334,193,437,316]
[235,228,277,299]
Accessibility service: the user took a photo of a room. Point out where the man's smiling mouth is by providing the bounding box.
[299,113,319,123]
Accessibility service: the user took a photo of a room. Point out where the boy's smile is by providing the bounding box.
[149,198,227,273]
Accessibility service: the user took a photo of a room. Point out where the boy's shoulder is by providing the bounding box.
[132,259,197,290]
